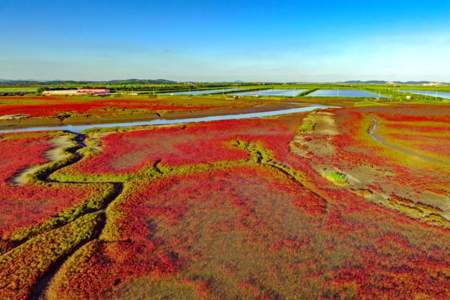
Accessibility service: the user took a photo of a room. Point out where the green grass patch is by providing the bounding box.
[0,87,38,92]
[321,169,348,186]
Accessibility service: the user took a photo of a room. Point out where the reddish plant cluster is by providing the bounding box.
[331,242,449,299]
[0,213,101,299]
[48,240,181,299]
[376,114,450,160]
[0,133,51,181]
[0,98,218,117]
[2,105,450,298]
[53,162,450,298]
[53,165,340,298]
[384,122,450,132]
[0,133,101,240]
[72,117,300,175]
[299,106,450,201]
[74,125,246,174]
[374,112,450,123]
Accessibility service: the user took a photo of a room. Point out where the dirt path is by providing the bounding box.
[368,117,450,168]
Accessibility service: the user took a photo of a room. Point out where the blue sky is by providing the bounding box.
[1,0,449,81]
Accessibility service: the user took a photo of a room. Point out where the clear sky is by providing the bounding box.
[1,0,449,82]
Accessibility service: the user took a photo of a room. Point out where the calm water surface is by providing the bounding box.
[400,90,450,99]
[231,89,308,97]
[159,88,242,96]
[307,89,383,98]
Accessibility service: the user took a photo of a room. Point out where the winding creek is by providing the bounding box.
[0,105,332,134]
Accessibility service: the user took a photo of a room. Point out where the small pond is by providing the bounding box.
[306,89,383,98]
[231,89,308,97]
[159,88,242,96]
[400,90,450,99]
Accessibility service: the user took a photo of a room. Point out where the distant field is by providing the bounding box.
[0,87,39,92]
[1,88,450,129]
[1,83,450,98]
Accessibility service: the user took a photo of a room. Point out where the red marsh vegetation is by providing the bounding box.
[0,104,449,299]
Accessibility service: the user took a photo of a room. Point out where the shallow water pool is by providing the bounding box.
[306,89,383,98]
[231,89,308,97]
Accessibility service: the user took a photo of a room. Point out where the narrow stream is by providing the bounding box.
[0,105,332,134]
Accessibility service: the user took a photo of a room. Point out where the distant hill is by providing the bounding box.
[343,80,389,84]
[107,79,177,84]
[343,80,449,85]
[0,79,178,86]
[1,79,448,86]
